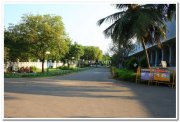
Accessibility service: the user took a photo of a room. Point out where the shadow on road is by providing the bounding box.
[4,67,176,118]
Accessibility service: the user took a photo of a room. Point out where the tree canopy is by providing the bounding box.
[68,42,84,60]
[81,46,103,61]
[4,14,70,72]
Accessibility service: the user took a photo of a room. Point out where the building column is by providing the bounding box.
[169,46,172,66]
[161,49,164,61]
[150,52,153,65]
[155,50,158,66]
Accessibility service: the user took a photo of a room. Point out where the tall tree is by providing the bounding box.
[4,26,31,62]
[63,42,83,59]
[70,42,84,60]
[5,14,69,72]
[109,40,134,67]
[102,53,111,65]
[49,35,71,62]
[81,46,102,61]
[4,47,10,62]
[97,4,176,68]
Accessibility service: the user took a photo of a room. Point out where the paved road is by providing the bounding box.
[4,68,176,118]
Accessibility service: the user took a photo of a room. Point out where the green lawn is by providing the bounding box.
[4,67,91,78]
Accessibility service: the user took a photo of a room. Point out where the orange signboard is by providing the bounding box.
[153,69,170,82]
[140,68,170,82]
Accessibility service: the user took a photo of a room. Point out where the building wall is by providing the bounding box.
[148,38,176,67]
[4,61,67,72]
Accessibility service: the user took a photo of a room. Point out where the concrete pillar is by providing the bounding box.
[161,49,164,61]
[169,46,172,66]
[150,52,153,64]
[155,50,158,66]
[138,56,140,64]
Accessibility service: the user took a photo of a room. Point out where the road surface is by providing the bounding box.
[4,67,176,118]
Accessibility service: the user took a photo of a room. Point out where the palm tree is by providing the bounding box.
[97,4,175,68]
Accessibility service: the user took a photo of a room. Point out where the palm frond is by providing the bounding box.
[167,4,176,21]
[97,11,125,26]
[113,4,130,10]
[97,4,174,52]
[103,24,116,38]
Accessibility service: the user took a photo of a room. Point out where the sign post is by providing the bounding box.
[136,66,141,84]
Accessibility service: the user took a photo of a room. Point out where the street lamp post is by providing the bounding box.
[46,51,50,73]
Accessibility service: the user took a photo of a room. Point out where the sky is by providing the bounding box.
[4,3,119,54]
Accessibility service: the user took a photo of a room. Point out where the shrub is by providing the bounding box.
[31,66,41,72]
[124,57,138,70]
[80,61,90,67]
[4,67,89,78]
[111,66,136,82]
[57,66,74,70]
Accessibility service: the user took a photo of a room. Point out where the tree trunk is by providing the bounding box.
[141,38,151,69]
[42,60,44,73]
[118,42,122,68]
[68,60,70,68]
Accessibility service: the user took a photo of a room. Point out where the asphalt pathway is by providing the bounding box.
[4,67,176,118]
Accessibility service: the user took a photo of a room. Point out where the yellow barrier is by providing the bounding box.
[136,67,175,87]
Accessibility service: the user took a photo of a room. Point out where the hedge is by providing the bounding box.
[111,66,136,82]
[4,67,90,78]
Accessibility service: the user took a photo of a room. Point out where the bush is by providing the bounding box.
[80,61,90,68]
[111,66,136,82]
[124,57,138,70]
[57,66,74,70]
[31,66,41,72]
[18,66,40,73]
[4,67,90,78]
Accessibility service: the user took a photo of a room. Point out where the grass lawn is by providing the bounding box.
[4,67,91,78]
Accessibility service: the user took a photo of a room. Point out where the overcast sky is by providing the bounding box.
[4,3,119,54]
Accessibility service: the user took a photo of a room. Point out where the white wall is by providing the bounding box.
[4,61,64,72]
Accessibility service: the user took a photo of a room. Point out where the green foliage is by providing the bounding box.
[101,53,111,66]
[109,42,134,67]
[81,46,103,61]
[111,53,120,67]
[50,36,70,62]
[98,4,175,69]
[4,47,10,62]
[80,60,90,67]
[4,28,30,62]
[140,56,148,68]
[67,42,84,60]
[102,53,111,61]
[4,67,89,78]
[31,66,41,73]
[111,66,136,82]
[124,57,138,70]
[4,14,70,72]
[57,66,74,70]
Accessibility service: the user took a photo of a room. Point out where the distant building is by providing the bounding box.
[128,18,176,67]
